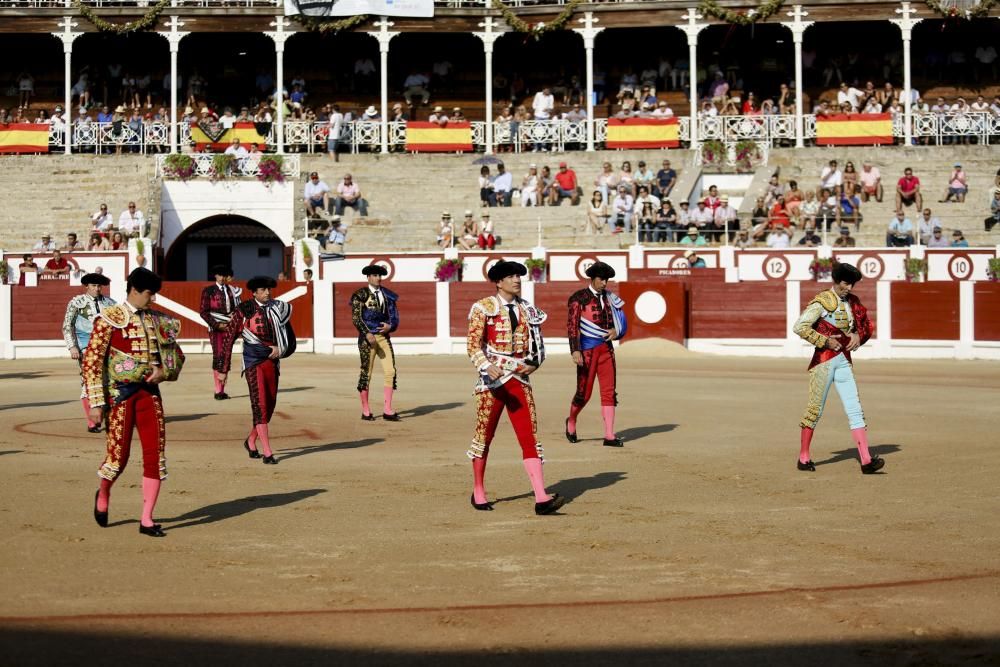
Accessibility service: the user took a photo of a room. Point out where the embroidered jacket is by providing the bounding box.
[224,298,295,372]
[467,295,546,392]
[62,293,116,350]
[793,289,874,370]
[567,287,627,353]
[199,283,243,330]
[82,303,179,407]
[349,286,399,338]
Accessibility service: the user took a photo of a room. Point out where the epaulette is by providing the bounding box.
[810,289,839,313]
[99,304,131,329]
[469,296,500,319]
[522,301,547,326]
[68,294,90,309]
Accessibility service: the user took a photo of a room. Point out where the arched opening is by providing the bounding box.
[164,215,285,281]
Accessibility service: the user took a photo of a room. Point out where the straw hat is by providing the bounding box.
[114,105,126,113]
[183,106,194,115]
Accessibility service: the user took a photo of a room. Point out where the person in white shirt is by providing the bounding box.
[520,164,540,207]
[970,95,990,112]
[218,108,236,130]
[690,200,715,229]
[837,82,863,112]
[632,186,660,217]
[118,202,145,237]
[33,234,56,252]
[327,103,344,161]
[766,226,790,248]
[862,98,882,114]
[651,100,674,117]
[819,160,842,197]
[531,86,555,152]
[223,138,248,175]
[303,171,331,218]
[92,204,114,234]
[611,186,634,233]
[491,162,514,207]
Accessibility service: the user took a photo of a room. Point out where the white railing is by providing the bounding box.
[154,152,299,178]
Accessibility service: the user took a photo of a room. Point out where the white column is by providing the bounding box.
[573,12,603,151]
[157,16,189,154]
[781,5,813,148]
[367,17,398,154]
[52,17,82,155]
[264,16,293,154]
[474,17,504,154]
[890,2,922,146]
[679,9,706,144]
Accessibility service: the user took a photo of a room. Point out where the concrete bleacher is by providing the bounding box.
[0,155,159,252]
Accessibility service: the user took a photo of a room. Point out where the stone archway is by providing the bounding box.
[164,215,285,281]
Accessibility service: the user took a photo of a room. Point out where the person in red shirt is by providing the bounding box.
[550,161,580,205]
[895,167,922,212]
[42,249,71,277]
[768,195,791,230]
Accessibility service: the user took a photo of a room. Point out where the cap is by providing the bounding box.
[481,212,490,218]
[559,161,567,168]
[115,105,127,113]
[441,211,451,218]
[452,107,461,112]
[184,106,194,115]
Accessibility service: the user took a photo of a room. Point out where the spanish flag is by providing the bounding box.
[190,121,269,151]
[605,118,680,149]
[406,121,473,152]
[0,123,49,154]
[815,114,893,146]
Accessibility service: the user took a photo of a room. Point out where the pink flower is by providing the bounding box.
[122,359,136,371]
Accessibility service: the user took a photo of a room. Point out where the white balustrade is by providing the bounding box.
[155,152,300,178]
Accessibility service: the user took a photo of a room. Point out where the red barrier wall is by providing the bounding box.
[973,283,1000,341]
[11,282,78,341]
[449,282,495,337]
[333,281,437,338]
[618,281,687,343]
[533,282,578,339]
[890,282,959,340]
[688,282,787,339]
[158,281,314,338]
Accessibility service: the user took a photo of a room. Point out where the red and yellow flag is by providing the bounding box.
[0,123,49,154]
[406,121,473,152]
[190,122,269,151]
[815,113,893,146]
[605,118,680,149]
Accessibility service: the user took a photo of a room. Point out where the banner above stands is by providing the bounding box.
[405,122,473,153]
[0,123,49,154]
[815,113,893,146]
[190,122,268,151]
[605,117,680,149]
[283,0,433,16]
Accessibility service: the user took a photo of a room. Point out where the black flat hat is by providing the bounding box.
[81,272,111,286]
[247,275,277,291]
[361,264,388,277]
[127,267,162,294]
[487,260,527,282]
[211,264,233,277]
[584,261,616,280]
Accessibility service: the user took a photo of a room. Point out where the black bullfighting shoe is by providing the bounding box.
[797,460,816,472]
[565,418,578,443]
[534,494,566,516]
[861,456,885,474]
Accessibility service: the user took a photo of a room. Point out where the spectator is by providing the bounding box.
[987,187,1000,232]
[750,196,769,230]
[800,190,819,229]
[551,162,580,206]
[654,199,677,243]
[618,161,636,198]
[457,211,479,250]
[797,222,822,247]
[403,71,430,107]
[477,212,496,250]
[87,232,110,251]
[520,165,540,207]
[17,254,38,285]
[704,184,721,210]
[436,211,453,248]
[531,86,554,151]
[246,143,263,170]
[734,228,754,249]
[324,218,348,255]
[895,166,923,212]
[939,163,968,203]
[634,161,655,193]
[326,103,345,161]
[304,171,331,218]
[118,202,145,237]
[450,107,465,123]
[859,161,883,202]
[819,159,842,197]
[833,226,857,248]
[839,184,862,232]
[302,268,313,282]
[677,200,692,229]
[584,190,608,235]
[769,195,791,231]
[817,188,839,231]
[712,194,738,242]
[633,185,660,216]
[691,199,714,231]
[223,138,248,173]
[886,210,914,247]
[478,165,494,206]
[42,249,71,276]
[539,165,555,205]
[109,231,127,250]
[654,159,676,198]
[680,225,707,247]
[842,161,859,192]
[17,71,34,108]
[652,100,674,118]
[950,230,969,248]
[334,173,369,217]
[785,180,804,223]
[926,226,950,248]
[33,233,56,252]
[492,162,513,207]
[611,185,634,233]
[362,105,379,121]
[637,200,657,243]
[683,249,707,268]
[61,233,83,252]
[918,208,943,244]
[766,225,790,248]
[594,161,620,202]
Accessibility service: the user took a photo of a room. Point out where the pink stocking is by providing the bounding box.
[245,425,258,451]
[82,397,94,427]
[522,457,551,503]
[851,427,872,465]
[383,387,395,415]
[800,427,814,464]
[255,423,273,457]
[213,371,221,394]
[96,477,112,513]
[360,390,371,416]
[567,402,583,432]
[601,406,616,440]
[141,477,161,528]
[472,456,488,504]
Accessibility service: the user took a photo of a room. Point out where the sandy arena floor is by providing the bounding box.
[0,349,998,666]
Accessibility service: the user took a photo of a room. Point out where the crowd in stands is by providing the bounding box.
[302,170,371,252]
[437,210,496,250]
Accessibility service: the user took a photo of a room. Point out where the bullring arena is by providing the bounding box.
[2,0,1000,663]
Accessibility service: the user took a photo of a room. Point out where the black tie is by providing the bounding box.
[506,304,518,331]
[94,298,101,314]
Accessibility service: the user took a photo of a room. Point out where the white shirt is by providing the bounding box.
[92,211,114,232]
[118,209,145,234]
[304,180,330,200]
[492,171,513,194]
[224,145,248,158]
[368,284,384,308]
[766,231,790,248]
[328,111,344,138]
[532,92,554,120]
[820,167,842,189]
[219,114,236,129]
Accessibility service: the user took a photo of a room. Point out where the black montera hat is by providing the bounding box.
[361,264,388,277]
[211,264,233,277]
[832,262,862,285]
[126,267,162,294]
[81,272,111,286]
[487,260,526,283]
[247,275,278,291]
[584,261,616,280]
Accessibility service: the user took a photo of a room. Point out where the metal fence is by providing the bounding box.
[38,112,1000,155]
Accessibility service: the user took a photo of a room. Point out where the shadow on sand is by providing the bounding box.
[161,488,327,531]
[276,438,383,462]
[165,413,215,424]
[494,471,627,507]
[398,402,465,419]
[0,399,75,412]
[816,443,901,468]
